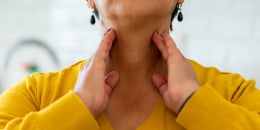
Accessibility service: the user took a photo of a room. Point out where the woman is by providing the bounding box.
[1,0,260,129]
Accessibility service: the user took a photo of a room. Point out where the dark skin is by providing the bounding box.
[74,0,199,129]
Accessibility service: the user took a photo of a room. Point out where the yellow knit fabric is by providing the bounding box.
[1,60,260,130]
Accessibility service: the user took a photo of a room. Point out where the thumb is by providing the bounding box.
[105,71,120,94]
[152,73,168,95]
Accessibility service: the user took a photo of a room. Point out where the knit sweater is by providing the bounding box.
[1,60,260,130]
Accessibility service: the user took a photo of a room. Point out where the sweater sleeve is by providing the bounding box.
[0,77,99,130]
[176,75,260,129]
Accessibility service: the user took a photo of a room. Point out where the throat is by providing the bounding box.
[105,27,168,94]
[102,9,171,75]
[107,28,163,74]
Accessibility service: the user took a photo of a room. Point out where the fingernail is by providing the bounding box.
[162,32,169,37]
[153,31,158,37]
[104,28,112,36]
[157,32,164,40]
[158,32,163,38]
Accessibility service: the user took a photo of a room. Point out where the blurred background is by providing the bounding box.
[0,0,259,92]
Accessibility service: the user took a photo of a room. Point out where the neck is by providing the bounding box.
[98,5,172,78]
[101,16,170,97]
[107,28,167,79]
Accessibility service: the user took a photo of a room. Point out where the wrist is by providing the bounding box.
[75,91,99,117]
[174,83,199,113]
[176,91,196,114]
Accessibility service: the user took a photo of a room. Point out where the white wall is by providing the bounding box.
[0,0,260,91]
[175,0,260,85]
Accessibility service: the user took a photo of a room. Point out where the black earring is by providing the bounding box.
[177,4,183,22]
[90,9,96,25]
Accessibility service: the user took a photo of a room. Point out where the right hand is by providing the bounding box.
[74,29,119,117]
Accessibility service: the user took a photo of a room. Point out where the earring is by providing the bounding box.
[90,9,96,25]
[177,4,183,22]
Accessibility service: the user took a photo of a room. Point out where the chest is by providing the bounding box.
[97,98,185,130]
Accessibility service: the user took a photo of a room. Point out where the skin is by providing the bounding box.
[74,0,200,129]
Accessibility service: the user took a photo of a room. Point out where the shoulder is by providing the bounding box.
[188,59,256,100]
[188,59,234,79]
[188,59,242,84]
[32,59,87,83]
[3,60,88,109]
[31,60,87,93]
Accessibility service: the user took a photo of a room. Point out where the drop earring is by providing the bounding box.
[177,4,183,22]
[90,9,96,25]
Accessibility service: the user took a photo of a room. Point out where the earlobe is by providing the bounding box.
[177,0,184,4]
[87,0,96,8]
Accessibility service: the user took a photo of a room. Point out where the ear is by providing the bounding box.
[178,0,184,4]
[86,0,96,8]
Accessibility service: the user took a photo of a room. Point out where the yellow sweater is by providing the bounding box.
[1,60,260,130]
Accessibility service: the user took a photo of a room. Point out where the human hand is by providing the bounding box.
[152,32,199,114]
[74,29,119,117]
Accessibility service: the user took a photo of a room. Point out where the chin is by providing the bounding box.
[96,0,175,21]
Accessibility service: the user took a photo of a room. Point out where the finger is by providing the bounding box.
[105,71,120,94]
[152,73,168,95]
[161,33,184,59]
[152,32,169,60]
[95,29,116,62]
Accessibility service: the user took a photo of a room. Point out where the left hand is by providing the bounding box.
[151,32,200,114]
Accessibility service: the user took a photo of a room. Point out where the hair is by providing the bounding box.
[94,4,179,31]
